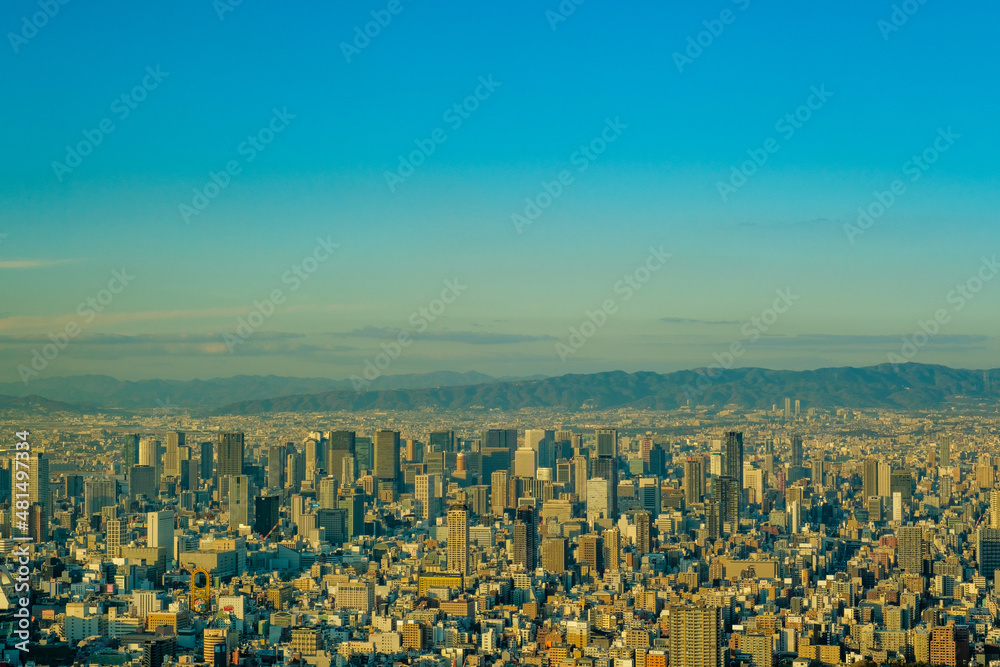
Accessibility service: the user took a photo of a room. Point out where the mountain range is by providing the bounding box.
[2,364,997,414]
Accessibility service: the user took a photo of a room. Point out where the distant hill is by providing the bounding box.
[0,394,83,413]
[0,371,545,409]
[214,364,1000,414]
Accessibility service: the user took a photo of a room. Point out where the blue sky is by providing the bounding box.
[2,0,999,382]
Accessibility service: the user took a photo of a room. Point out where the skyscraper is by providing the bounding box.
[542,537,567,573]
[491,470,508,516]
[447,504,470,576]
[595,428,617,458]
[603,527,621,572]
[415,474,438,521]
[429,430,456,453]
[939,438,951,468]
[513,505,538,570]
[724,431,744,491]
[164,431,185,478]
[863,458,879,500]
[29,451,50,519]
[878,461,892,498]
[199,441,213,482]
[267,444,285,490]
[148,510,174,555]
[327,431,356,485]
[578,534,604,576]
[227,475,251,531]
[790,434,803,468]
[254,495,280,536]
[898,525,924,573]
[217,432,245,494]
[684,457,704,506]
[374,430,401,493]
[668,605,722,667]
[124,434,140,468]
[84,478,116,516]
[716,476,740,531]
[977,527,1000,578]
[318,476,338,509]
[635,511,652,555]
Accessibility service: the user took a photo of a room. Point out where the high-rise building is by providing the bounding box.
[139,438,161,481]
[684,458,704,506]
[254,495,280,536]
[124,434,140,468]
[574,456,588,501]
[491,470,508,516]
[513,505,538,570]
[578,534,604,575]
[374,430,401,493]
[267,444,285,490]
[716,476,740,531]
[227,475,251,531]
[890,470,913,503]
[592,456,617,516]
[635,511,652,555]
[85,478,117,516]
[725,431,744,491]
[603,527,620,572]
[878,461,892,498]
[639,477,661,514]
[148,510,174,555]
[939,438,952,468]
[130,465,156,499]
[485,429,518,458]
[977,527,1000,578]
[318,477,338,509]
[898,525,924,573]
[668,605,722,667]
[542,537,567,573]
[447,504,470,576]
[514,448,537,479]
[429,430,456,453]
[107,518,123,557]
[863,458,879,500]
[217,432,245,491]
[790,435,803,468]
[164,431,185,478]
[743,634,774,667]
[415,474,438,521]
[29,451,50,519]
[199,441,213,482]
[327,431,355,485]
[595,429,617,458]
[586,477,612,522]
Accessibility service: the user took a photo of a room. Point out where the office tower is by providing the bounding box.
[794,399,800,416]
[354,436,373,471]
[415,474,438,521]
[130,465,155,499]
[635,511,652,555]
[107,518,123,557]
[374,430,401,493]
[28,451,50,519]
[890,470,913,504]
[977,528,1000,577]
[790,435,803,468]
[706,501,720,540]
[217,433,245,497]
[716,476,740,531]
[709,451,722,477]
[85,478,116,516]
[893,492,903,523]
[744,468,764,505]
[524,429,546,451]
[338,490,364,540]
[286,451,303,491]
[491,470,508,516]
[227,475,251,531]
[867,496,882,522]
[724,431,744,490]
[139,438,161,481]
[640,436,653,464]
[177,447,192,490]
[639,477,661,514]
[203,628,230,664]
[784,397,791,419]
[991,489,1000,529]
[898,525,924,573]
[978,457,995,489]
[514,505,538,570]
[574,456,588,501]
[556,459,573,485]
[124,434,140,468]
[327,431,355,484]
[878,461,892,498]
[429,430,455,453]
[199,442,213,482]
[669,605,722,667]
[684,458,704,505]
[447,504,470,576]
[862,458,879,499]
[341,456,356,487]
[578,534,604,576]
[595,429,617,458]
[148,510,174,554]
[542,538,567,574]
[514,448,537,479]
[939,438,951,467]
[267,444,285,490]
[592,456,617,516]
[586,477,612,522]
[164,431,185,478]
[603,527,621,572]
[304,438,320,481]
[485,429,518,457]
[318,477,338,509]
[317,507,349,544]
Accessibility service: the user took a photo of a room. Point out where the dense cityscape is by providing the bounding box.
[3,400,1000,667]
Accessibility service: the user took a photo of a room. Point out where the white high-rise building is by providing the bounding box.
[586,477,611,523]
[415,474,438,521]
[514,448,537,479]
[878,461,892,498]
[147,510,174,555]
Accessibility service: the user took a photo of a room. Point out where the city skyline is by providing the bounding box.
[3,1,1000,382]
